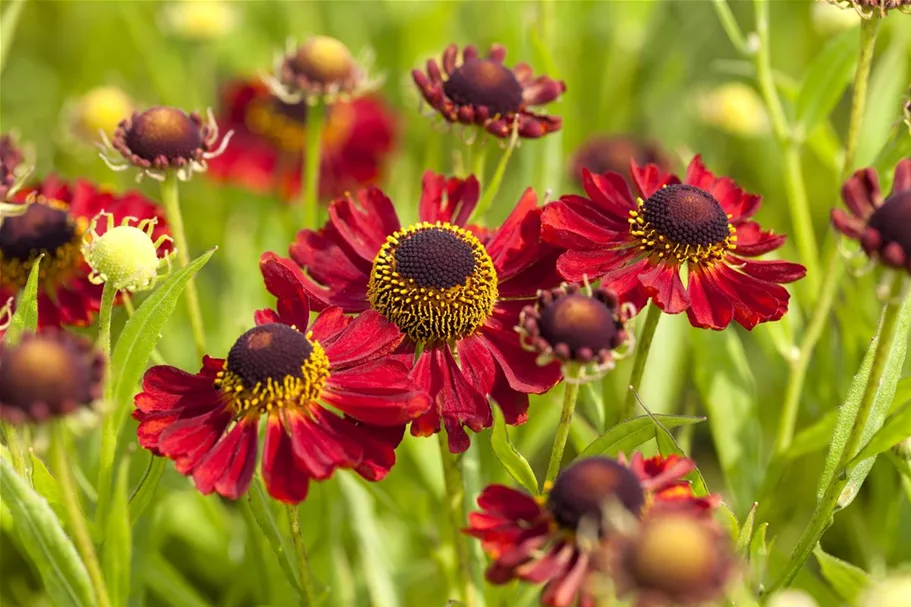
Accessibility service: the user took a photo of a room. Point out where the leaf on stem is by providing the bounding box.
[813,545,870,603]
[796,26,859,133]
[4,254,42,345]
[576,414,706,460]
[490,405,539,495]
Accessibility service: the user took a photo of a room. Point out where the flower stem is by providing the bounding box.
[710,0,749,55]
[620,303,661,422]
[97,281,117,357]
[160,173,206,356]
[770,276,911,591]
[437,431,476,607]
[50,422,111,607]
[545,377,580,486]
[301,100,326,231]
[92,280,118,528]
[1,422,31,482]
[772,14,881,455]
[286,504,317,606]
[472,143,489,188]
[473,125,519,222]
[0,0,27,75]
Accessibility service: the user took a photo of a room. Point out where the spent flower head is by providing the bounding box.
[81,211,175,292]
[98,105,233,181]
[827,0,911,17]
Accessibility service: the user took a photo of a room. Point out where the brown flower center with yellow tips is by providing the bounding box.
[0,199,85,290]
[124,106,204,162]
[444,59,523,116]
[214,323,330,417]
[367,222,498,344]
[629,184,736,265]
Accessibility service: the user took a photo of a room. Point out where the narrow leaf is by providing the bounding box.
[128,456,167,524]
[29,451,65,522]
[736,502,759,558]
[245,479,301,593]
[0,458,94,607]
[750,522,770,588]
[813,546,870,603]
[856,37,909,166]
[490,405,539,495]
[796,26,859,131]
[102,463,132,607]
[850,400,911,465]
[5,254,42,344]
[576,414,705,459]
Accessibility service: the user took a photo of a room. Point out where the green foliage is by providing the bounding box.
[4,255,41,345]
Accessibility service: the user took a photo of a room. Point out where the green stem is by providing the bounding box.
[710,0,750,56]
[472,126,519,222]
[286,504,317,606]
[842,14,881,178]
[0,0,27,75]
[97,281,117,357]
[93,281,118,528]
[438,431,476,607]
[160,173,206,356]
[753,0,819,284]
[301,100,326,231]
[50,423,111,607]
[770,277,911,591]
[472,143,489,188]
[620,303,661,422]
[545,377,581,486]
[1,422,31,482]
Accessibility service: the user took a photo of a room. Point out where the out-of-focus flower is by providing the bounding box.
[812,1,860,34]
[569,136,671,191]
[518,284,634,382]
[697,82,769,137]
[464,455,720,607]
[67,86,136,145]
[0,297,12,340]
[81,211,175,292]
[832,158,911,274]
[412,43,565,140]
[859,574,911,607]
[542,155,806,330]
[0,177,171,329]
[265,35,381,105]
[133,255,430,503]
[98,106,233,181]
[766,590,820,607]
[828,0,911,17]
[160,0,237,41]
[289,171,564,453]
[0,133,30,202]
[0,329,104,424]
[206,79,396,201]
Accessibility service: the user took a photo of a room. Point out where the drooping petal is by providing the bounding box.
[638,261,689,314]
[733,221,787,256]
[476,319,560,394]
[841,166,881,219]
[319,309,405,369]
[286,408,360,480]
[730,257,807,284]
[259,252,311,327]
[418,170,480,227]
[686,266,734,330]
[262,415,311,504]
[322,358,430,425]
[630,159,680,199]
[191,419,258,500]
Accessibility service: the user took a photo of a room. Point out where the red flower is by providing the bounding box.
[465,455,720,607]
[831,158,911,273]
[412,44,565,139]
[0,177,171,329]
[206,79,396,201]
[288,171,563,452]
[542,155,807,330]
[133,255,430,503]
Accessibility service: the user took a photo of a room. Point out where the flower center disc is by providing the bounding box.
[538,294,619,358]
[246,96,309,153]
[443,59,524,116]
[0,200,82,289]
[215,323,330,416]
[630,184,735,264]
[367,222,498,343]
[291,36,356,84]
[0,336,93,417]
[124,107,204,162]
[867,190,911,260]
[547,457,645,535]
[630,515,718,594]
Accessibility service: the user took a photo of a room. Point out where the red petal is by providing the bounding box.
[475,322,560,394]
[262,416,311,504]
[733,257,807,284]
[712,263,792,329]
[541,194,627,250]
[684,155,761,221]
[334,420,403,481]
[630,159,680,199]
[192,420,258,499]
[158,407,233,474]
[475,485,543,521]
[309,306,353,348]
[286,409,359,480]
[485,189,548,282]
[322,358,430,425]
[259,253,311,328]
[418,170,480,227]
[841,167,881,219]
[328,187,400,261]
[831,208,866,240]
[288,223,372,312]
[490,370,530,426]
[686,267,734,330]
[893,158,911,194]
[734,221,787,256]
[320,310,404,368]
[638,262,689,314]
[581,169,637,218]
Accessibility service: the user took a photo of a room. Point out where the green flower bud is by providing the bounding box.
[81,212,175,292]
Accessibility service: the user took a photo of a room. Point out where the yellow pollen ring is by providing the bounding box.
[367,221,498,344]
[213,332,331,418]
[627,197,736,266]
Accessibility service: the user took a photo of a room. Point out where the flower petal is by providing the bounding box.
[328,187,401,262]
[259,252,311,327]
[286,408,360,480]
[322,358,430,425]
[686,266,734,330]
[841,166,881,219]
[418,170,480,227]
[731,257,807,284]
[733,221,786,256]
[289,222,372,311]
[262,416,311,504]
[639,262,689,314]
[191,419,258,500]
[684,154,760,221]
[320,309,405,369]
[630,158,680,199]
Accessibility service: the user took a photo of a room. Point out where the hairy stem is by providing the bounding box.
[545,377,581,486]
[620,303,661,422]
[93,281,118,528]
[473,125,519,221]
[286,504,317,606]
[438,431,476,607]
[301,100,326,231]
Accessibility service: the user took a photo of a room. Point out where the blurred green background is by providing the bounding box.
[1,1,910,606]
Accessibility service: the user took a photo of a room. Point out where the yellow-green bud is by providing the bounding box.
[697,82,769,137]
[74,86,135,142]
[81,212,174,292]
[161,0,237,41]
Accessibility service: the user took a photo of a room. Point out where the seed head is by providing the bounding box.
[81,212,175,292]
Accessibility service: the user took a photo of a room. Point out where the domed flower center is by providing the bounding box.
[443,59,524,116]
[124,106,204,162]
[629,514,719,594]
[0,200,84,289]
[367,222,498,343]
[246,95,309,153]
[538,294,621,359]
[867,190,911,260]
[547,457,645,535]
[629,184,736,265]
[214,323,331,416]
[291,36,355,84]
[0,333,98,421]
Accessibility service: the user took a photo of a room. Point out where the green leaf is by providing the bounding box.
[749,522,770,588]
[576,414,705,459]
[30,451,65,522]
[850,400,911,465]
[5,254,42,344]
[0,458,94,607]
[143,552,212,607]
[490,405,539,495]
[647,412,711,498]
[245,479,301,593]
[796,26,859,132]
[103,463,132,607]
[693,330,760,509]
[736,502,759,558]
[856,34,909,166]
[128,456,167,524]
[784,409,838,460]
[813,545,870,603]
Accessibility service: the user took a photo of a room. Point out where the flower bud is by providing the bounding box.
[72,86,135,143]
[161,0,237,41]
[81,212,175,292]
[697,82,769,137]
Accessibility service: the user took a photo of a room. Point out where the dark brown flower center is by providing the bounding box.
[290,36,355,84]
[443,59,523,116]
[538,294,620,358]
[548,457,645,535]
[0,201,84,290]
[394,227,477,289]
[629,514,719,594]
[642,185,730,247]
[867,190,911,259]
[124,107,204,162]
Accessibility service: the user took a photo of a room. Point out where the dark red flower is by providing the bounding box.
[133,255,430,503]
[569,136,670,191]
[542,155,807,330]
[0,177,171,329]
[832,158,911,273]
[412,44,565,139]
[465,455,720,607]
[288,171,563,452]
[206,79,396,202]
[0,133,26,201]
